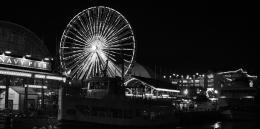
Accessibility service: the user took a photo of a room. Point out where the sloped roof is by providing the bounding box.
[131,62,152,78]
[0,20,51,60]
[130,76,178,90]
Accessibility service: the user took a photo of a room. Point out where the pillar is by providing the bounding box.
[5,76,10,109]
[24,78,28,114]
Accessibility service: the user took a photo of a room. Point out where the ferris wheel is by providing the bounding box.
[59,6,136,80]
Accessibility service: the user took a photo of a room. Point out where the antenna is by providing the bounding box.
[102,60,109,77]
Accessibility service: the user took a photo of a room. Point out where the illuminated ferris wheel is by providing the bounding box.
[59,6,136,80]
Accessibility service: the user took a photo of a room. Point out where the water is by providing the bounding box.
[55,121,258,129]
[176,121,258,129]
[7,119,259,129]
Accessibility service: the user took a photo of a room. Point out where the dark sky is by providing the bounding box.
[1,1,259,76]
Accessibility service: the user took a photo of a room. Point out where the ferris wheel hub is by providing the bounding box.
[91,45,97,51]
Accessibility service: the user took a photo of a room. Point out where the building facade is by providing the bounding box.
[0,21,65,114]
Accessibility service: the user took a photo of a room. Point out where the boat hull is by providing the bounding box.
[58,89,179,127]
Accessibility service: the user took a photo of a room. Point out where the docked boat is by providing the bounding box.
[57,76,179,127]
[218,75,260,120]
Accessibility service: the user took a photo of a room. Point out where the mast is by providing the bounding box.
[102,59,109,77]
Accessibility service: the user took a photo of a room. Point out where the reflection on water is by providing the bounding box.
[10,120,259,129]
[176,121,258,129]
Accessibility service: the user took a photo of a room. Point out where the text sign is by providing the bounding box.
[0,55,51,71]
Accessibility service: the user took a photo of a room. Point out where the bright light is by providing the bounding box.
[212,122,221,129]
[25,85,47,89]
[214,90,218,94]
[91,45,97,51]
[244,96,254,99]
[196,73,199,76]
[4,51,11,54]
[220,96,226,98]
[184,89,188,95]
[46,75,65,81]
[25,54,31,58]
[44,57,50,61]
[35,74,46,79]
[156,88,180,93]
[172,81,178,84]
[0,86,6,89]
[0,70,31,77]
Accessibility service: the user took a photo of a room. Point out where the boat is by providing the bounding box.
[218,75,260,121]
[57,76,179,127]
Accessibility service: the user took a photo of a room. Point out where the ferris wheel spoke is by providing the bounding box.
[82,11,94,37]
[123,59,131,64]
[68,22,90,42]
[70,57,91,74]
[63,49,85,55]
[63,51,88,61]
[104,16,121,38]
[77,16,93,40]
[108,37,134,46]
[103,50,132,59]
[100,9,111,37]
[72,53,94,78]
[103,15,122,39]
[105,48,134,51]
[64,35,88,46]
[87,10,95,36]
[107,28,132,43]
[101,17,114,38]
[67,28,87,43]
[102,50,116,58]
[106,24,130,41]
[63,41,86,47]
[107,55,117,62]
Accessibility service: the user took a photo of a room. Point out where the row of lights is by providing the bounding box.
[0,69,66,83]
[163,73,205,79]
[2,50,53,61]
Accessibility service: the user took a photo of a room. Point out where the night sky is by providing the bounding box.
[1,1,259,76]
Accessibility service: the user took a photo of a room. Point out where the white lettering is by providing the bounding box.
[28,61,32,66]
[6,58,12,64]
[20,59,25,66]
[13,59,19,65]
[0,55,50,70]
[0,56,5,62]
[42,63,47,69]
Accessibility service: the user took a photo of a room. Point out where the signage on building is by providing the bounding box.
[0,54,51,71]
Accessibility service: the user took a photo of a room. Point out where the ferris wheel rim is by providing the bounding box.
[59,6,136,80]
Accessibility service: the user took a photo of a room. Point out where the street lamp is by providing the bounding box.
[184,89,188,96]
